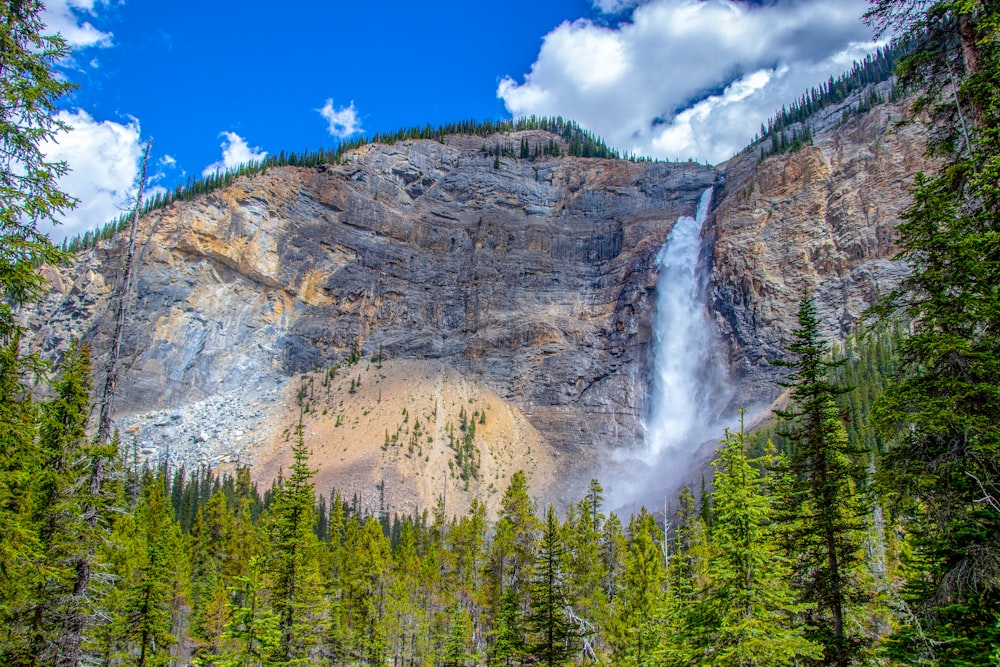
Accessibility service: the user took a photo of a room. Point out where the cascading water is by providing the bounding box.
[610,187,733,507]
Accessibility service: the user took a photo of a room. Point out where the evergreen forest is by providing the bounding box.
[2,0,1000,665]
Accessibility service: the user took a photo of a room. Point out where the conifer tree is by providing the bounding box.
[440,602,475,667]
[263,422,323,664]
[488,590,524,667]
[215,556,280,667]
[30,343,95,665]
[776,295,870,666]
[526,505,573,667]
[190,488,260,662]
[0,0,73,344]
[447,498,488,652]
[608,507,664,666]
[116,473,187,667]
[487,471,539,650]
[0,339,42,664]
[561,482,605,661]
[384,518,426,665]
[860,6,1000,661]
[597,512,625,617]
[658,486,711,666]
[700,419,822,666]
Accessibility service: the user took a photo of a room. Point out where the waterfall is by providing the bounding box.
[610,187,732,507]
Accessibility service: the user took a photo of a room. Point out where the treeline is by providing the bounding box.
[750,43,902,160]
[62,116,623,254]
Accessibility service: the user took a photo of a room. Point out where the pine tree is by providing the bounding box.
[775,295,870,666]
[526,506,573,667]
[263,422,323,664]
[608,507,664,666]
[700,418,821,666]
[860,7,1000,659]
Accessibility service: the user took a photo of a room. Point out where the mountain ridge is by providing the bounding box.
[29,80,930,511]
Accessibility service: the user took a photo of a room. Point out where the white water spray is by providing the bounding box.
[610,187,733,507]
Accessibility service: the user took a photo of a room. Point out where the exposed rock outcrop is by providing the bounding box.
[28,98,930,509]
[710,95,932,405]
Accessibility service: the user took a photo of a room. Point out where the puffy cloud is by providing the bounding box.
[201,132,267,177]
[499,0,877,163]
[319,100,363,139]
[41,0,113,49]
[40,109,144,242]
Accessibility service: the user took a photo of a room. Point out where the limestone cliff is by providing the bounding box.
[710,94,932,405]
[28,99,930,510]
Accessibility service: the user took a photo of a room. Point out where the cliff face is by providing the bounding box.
[29,102,930,508]
[32,131,716,506]
[709,96,932,405]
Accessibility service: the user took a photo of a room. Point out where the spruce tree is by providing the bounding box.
[775,295,870,666]
[487,470,539,652]
[215,556,280,667]
[609,507,664,666]
[526,506,573,667]
[31,343,95,665]
[561,482,605,661]
[701,419,821,666]
[863,2,1000,661]
[263,422,323,664]
[117,473,187,667]
[658,486,711,667]
[0,0,73,344]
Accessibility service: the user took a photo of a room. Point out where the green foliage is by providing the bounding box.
[701,419,821,667]
[450,407,481,483]
[526,506,574,667]
[863,2,1000,663]
[609,507,665,666]
[749,43,903,160]
[0,0,73,343]
[775,296,872,665]
[0,3,81,647]
[108,473,187,667]
[263,422,323,664]
[214,557,281,667]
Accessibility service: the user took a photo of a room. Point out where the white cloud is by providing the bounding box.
[39,109,144,242]
[201,132,267,177]
[499,0,878,164]
[41,0,113,49]
[159,154,177,168]
[319,100,363,139]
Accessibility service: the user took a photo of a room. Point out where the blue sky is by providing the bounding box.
[41,0,878,241]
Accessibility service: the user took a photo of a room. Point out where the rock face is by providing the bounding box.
[28,99,931,507]
[710,94,933,405]
[32,131,713,489]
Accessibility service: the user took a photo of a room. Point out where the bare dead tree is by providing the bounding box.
[58,139,151,667]
[97,139,151,443]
